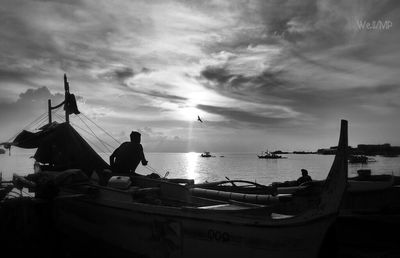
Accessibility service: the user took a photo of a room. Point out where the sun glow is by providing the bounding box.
[185,152,199,180]
[178,106,202,122]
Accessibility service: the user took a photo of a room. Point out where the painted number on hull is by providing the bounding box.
[207,229,230,242]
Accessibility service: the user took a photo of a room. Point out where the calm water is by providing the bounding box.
[1,151,400,185]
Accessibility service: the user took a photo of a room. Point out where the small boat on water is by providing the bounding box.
[200,151,215,157]
[257,151,286,159]
[348,155,373,163]
[0,75,349,258]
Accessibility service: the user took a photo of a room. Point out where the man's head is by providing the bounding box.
[301,169,308,176]
[130,131,141,143]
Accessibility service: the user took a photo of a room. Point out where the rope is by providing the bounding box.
[33,115,50,130]
[76,115,112,153]
[144,165,161,176]
[5,111,47,142]
[80,112,121,145]
[52,105,64,117]
[52,113,107,153]
[71,121,115,150]
[71,122,111,153]
[55,109,118,152]
[61,114,113,149]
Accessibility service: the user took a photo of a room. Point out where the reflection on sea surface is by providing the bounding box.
[185,152,199,180]
[1,151,399,185]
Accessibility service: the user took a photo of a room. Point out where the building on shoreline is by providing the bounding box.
[317,143,400,156]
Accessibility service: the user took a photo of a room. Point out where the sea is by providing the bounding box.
[1,150,400,185]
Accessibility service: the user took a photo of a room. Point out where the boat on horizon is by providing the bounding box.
[200,151,215,158]
[257,150,286,159]
[1,75,349,258]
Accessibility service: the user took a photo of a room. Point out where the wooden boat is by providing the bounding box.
[2,76,349,258]
[273,171,396,195]
[257,151,286,159]
[347,176,394,193]
[348,155,368,163]
[200,152,214,157]
[7,119,348,258]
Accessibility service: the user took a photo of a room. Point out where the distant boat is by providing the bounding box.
[257,150,286,159]
[200,151,215,157]
[348,155,371,163]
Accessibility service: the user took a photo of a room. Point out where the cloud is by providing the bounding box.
[97,66,135,85]
[1,0,400,151]
[196,104,293,128]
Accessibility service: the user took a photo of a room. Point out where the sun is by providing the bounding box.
[178,106,202,122]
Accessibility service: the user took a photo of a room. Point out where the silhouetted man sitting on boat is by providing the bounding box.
[297,169,312,185]
[110,131,148,175]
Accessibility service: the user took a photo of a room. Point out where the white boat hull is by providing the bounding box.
[54,196,334,258]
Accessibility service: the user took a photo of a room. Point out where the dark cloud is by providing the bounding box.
[124,85,188,103]
[0,68,41,88]
[201,66,285,89]
[196,104,289,128]
[141,67,154,73]
[147,90,187,102]
[98,66,135,84]
[114,67,135,81]
[363,0,400,21]
[201,66,235,84]
[200,65,287,106]
[99,66,157,87]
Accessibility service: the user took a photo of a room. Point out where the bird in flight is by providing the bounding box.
[197,115,203,123]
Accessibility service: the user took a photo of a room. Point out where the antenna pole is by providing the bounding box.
[48,99,52,124]
[64,74,70,124]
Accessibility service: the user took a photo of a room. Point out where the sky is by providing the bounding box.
[0,0,400,153]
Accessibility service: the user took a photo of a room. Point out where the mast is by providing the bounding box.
[64,74,70,124]
[47,74,73,124]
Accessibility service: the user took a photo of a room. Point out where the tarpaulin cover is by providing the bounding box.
[13,122,109,172]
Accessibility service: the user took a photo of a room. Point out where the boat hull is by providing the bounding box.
[54,196,334,258]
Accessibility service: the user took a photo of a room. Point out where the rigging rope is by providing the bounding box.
[52,108,118,152]
[53,113,108,154]
[80,112,121,145]
[33,114,50,130]
[72,122,115,150]
[144,165,161,175]
[5,111,47,143]
[76,115,112,153]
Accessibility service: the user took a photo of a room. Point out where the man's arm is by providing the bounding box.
[140,145,148,165]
